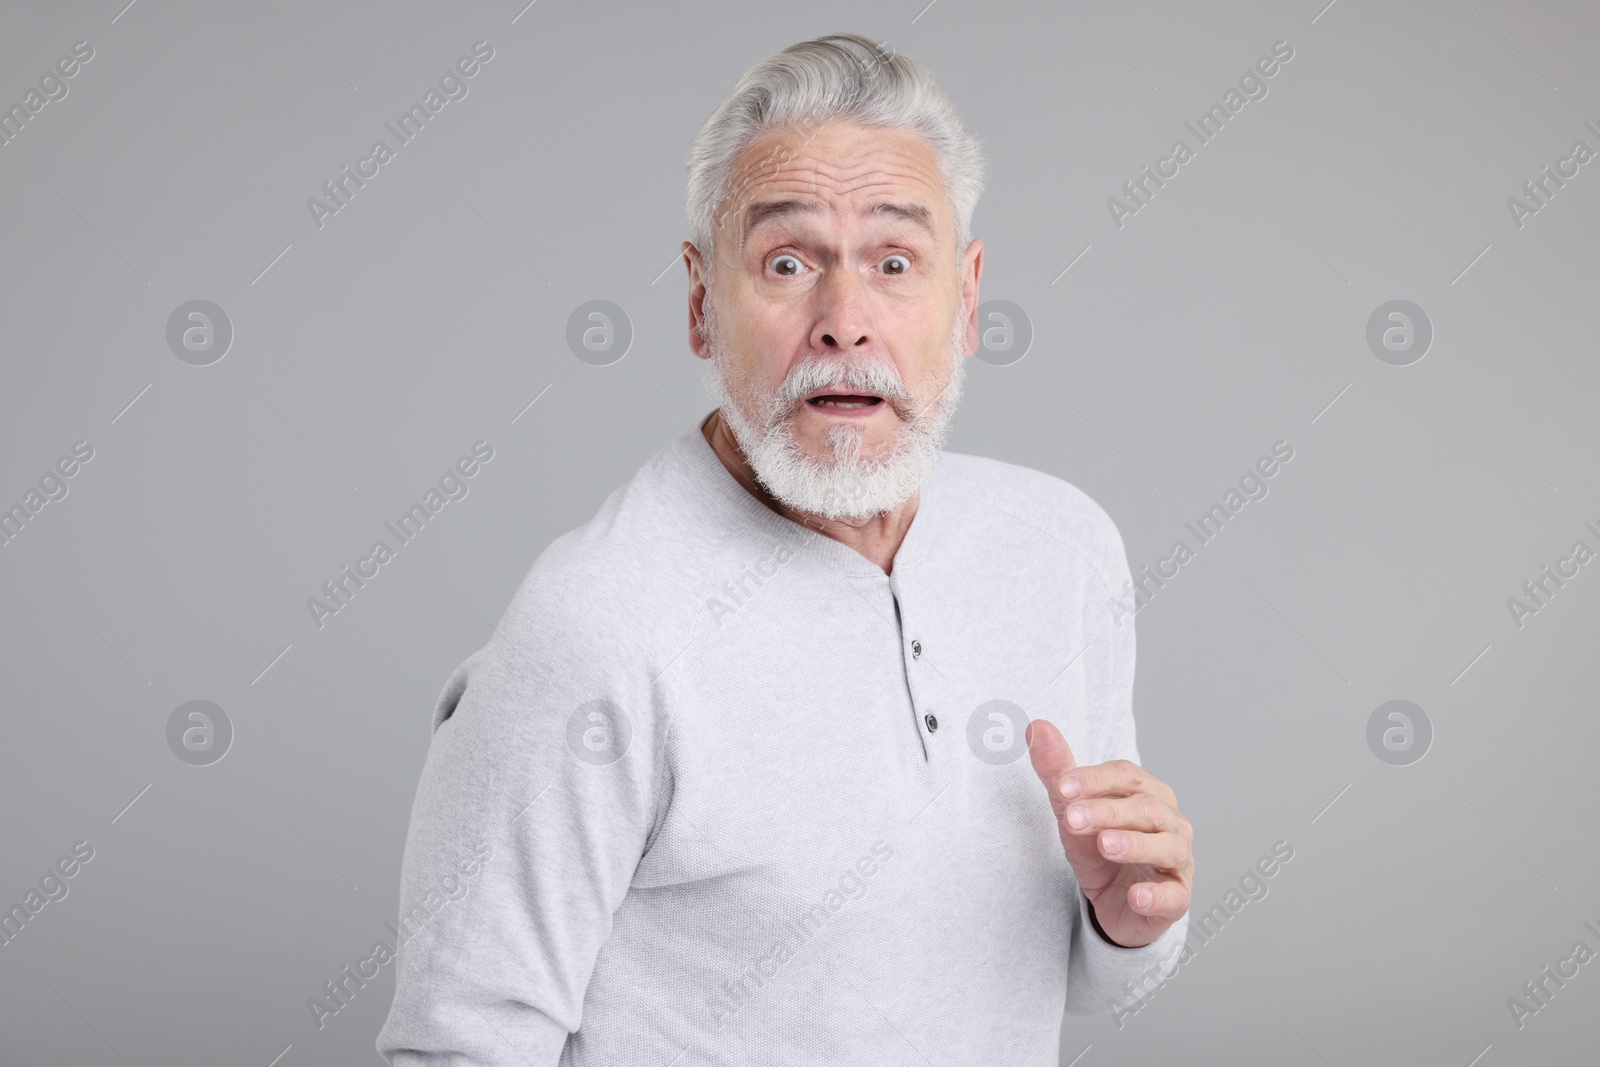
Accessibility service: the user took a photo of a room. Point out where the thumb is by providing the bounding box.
[1026,719,1077,798]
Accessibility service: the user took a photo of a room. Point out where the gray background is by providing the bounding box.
[1,0,1596,1064]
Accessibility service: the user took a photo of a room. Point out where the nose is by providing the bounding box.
[809,268,871,352]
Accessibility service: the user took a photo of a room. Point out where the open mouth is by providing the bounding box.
[804,392,884,411]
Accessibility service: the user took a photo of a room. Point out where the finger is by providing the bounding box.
[1025,719,1077,795]
[1058,758,1173,805]
[1127,879,1190,923]
[1062,794,1180,836]
[1096,828,1191,871]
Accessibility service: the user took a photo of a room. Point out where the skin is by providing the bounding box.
[682,120,981,573]
[683,118,1193,949]
[1027,720,1194,947]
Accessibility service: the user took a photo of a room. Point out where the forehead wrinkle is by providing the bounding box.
[723,127,954,265]
[754,152,939,201]
[742,195,937,250]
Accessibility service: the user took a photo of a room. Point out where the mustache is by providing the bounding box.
[769,356,915,418]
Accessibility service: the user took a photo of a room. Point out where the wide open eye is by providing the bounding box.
[769,254,806,277]
[879,254,911,275]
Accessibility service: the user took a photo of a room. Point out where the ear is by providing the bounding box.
[959,238,985,357]
[685,241,713,361]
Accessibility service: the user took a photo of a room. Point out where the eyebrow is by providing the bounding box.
[741,198,937,243]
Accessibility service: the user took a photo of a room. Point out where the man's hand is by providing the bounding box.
[1026,719,1193,948]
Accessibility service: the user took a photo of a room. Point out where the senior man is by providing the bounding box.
[378,32,1192,1065]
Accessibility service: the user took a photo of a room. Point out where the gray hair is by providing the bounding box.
[685,32,985,280]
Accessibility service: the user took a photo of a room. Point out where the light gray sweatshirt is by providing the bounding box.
[376,421,1188,1065]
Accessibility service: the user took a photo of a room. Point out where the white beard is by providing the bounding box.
[701,299,968,522]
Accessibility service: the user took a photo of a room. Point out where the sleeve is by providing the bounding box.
[375,566,666,1064]
[1060,506,1189,1017]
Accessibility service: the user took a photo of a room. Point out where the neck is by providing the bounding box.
[701,409,918,575]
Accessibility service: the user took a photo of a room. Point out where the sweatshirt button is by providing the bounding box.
[911,640,922,658]
[925,713,938,732]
